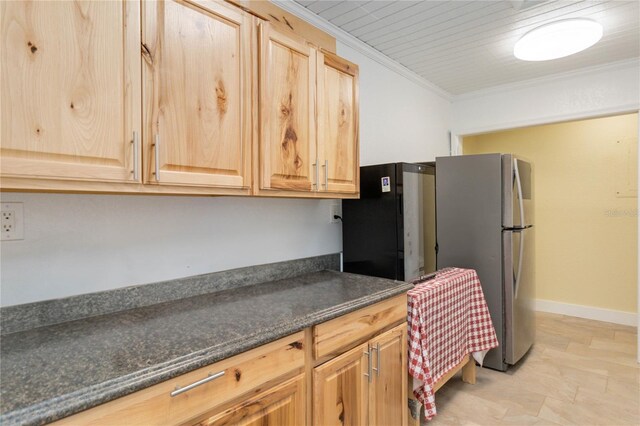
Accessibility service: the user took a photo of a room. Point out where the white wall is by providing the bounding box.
[336,41,452,165]
[0,194,341,306]
[452,59,640,136]
[0,6,452,307]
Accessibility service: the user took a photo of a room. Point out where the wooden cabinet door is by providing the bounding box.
[197,374,305,426]
[1,0,141,182]
[143,0,251,188]
[369,324,408,426]
[259,23,317,192]
[316,51,359,194]
[313,342,369,426]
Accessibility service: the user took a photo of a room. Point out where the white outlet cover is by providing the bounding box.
[1,202,24,241]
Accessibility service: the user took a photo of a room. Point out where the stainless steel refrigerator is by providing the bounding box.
[436,153,535,371]
[342,162,437,282]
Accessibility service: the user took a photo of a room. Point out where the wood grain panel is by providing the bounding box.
[313,294,407,360]
[313,342,369,426]
[316,50,359,195]
[339,1,423,35]
[0,176,363,197]
[51,332,305,426]
[370,323,407,426]
[142,0,251,188]
[197,374,305,426]
[1,0,141,182]
[0,176,250,195]
[226,0,336,53]
[259,23,316,192]
[301,0,639,95]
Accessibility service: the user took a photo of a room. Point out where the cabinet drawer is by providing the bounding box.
[313,294,407,360]
[52,332,305,426]
[194,374,305,426]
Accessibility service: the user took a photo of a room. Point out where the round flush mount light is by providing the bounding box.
[514,18,603,61]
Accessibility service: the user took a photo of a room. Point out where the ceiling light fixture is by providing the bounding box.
[514,18,603,61]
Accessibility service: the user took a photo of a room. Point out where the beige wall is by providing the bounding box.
[464,113,638,314]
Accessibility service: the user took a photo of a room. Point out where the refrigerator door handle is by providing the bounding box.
[513,159,525,228]
[514,229,525,299]
[503,231,515,365]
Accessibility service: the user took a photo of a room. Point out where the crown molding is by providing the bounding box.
[272,0,452,101]
[453,58,640,102]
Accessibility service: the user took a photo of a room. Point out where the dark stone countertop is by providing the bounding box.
[0,270,411,426]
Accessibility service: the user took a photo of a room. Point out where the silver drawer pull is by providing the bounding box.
[170,371,225,397]
[154,134,160,181]
[323,159,328,189]
[313,162,318,189]
[371,343,380,376]
[131,131,139,181]
[364,349,372,383]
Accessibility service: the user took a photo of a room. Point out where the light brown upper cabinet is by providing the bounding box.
[1,0,358,197]
[258,23,317,193]
[317,51,359,195]
[142,0,252,191]
[0,0,142,183]
[258,23,359,198]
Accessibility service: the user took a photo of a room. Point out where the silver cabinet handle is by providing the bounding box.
[131,131,139,181]
[312,162,318,189]
[371,343,380,376]
[153,134,160,182]
[323,159,328,189]
[364,349,372,383]
[170,371,225,397]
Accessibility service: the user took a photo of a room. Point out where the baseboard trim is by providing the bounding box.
[533,299,637,327]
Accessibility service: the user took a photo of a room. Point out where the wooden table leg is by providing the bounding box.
[407,374,420,426]
[461,356,476,385]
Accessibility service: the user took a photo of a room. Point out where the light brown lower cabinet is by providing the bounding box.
[51,333,306,426]
[195,374,305,426]
[50,296,407,426]
[313,324,407,426]
[313,342,369,425]
[369,325,408,426]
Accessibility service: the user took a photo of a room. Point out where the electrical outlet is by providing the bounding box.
[1,202,24,241]
[330,202,341,224]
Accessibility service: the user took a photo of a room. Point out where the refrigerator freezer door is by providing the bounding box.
[503,227,535,364]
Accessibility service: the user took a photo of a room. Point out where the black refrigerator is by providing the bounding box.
[342,162,437,282]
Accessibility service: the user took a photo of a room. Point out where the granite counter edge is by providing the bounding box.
[1,283,412,426]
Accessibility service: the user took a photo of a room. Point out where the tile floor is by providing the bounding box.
[423,312,639,425]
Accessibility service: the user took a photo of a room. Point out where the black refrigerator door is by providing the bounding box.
[343,164,399,280]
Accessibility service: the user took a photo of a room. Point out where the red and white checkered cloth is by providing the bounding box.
[407,267,499,420]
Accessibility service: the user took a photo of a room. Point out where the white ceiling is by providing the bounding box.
[293,0,640,95]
